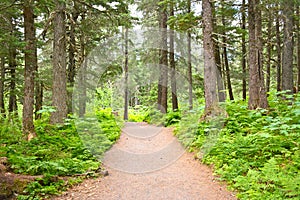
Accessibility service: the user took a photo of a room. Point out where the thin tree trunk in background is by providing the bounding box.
[187,32,193,109]
[276,9,282,92]
[158,1,168,114]
[35,81,43,119]
[297,7,300,92]
[123,27,129,120]
[203,0,218,113]
[266,10,272,94]
[212,2,226,103]
[157,8,162,110]
[78,59,87,118]
[8,48,17,115]
[241,0,247,100]
[0,56,5,116]
[170,3,178,111]
[223,44,234,101]
[23,1,36,139]
[248,0,268,109]
[216,44,226,102]
[221,10,234,101]
[282,0,294,93]
[67,4,79,114]
[78,14,87,118]
[50,0,68,124]
[8,18,18,116]
[187,0,193,109]
[35,34,42,119]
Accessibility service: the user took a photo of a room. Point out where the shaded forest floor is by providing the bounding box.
[53,122,236,200]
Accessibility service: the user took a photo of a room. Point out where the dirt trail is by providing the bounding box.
[54,122,236,200]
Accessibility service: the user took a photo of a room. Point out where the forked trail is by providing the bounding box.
[54,122,236,200]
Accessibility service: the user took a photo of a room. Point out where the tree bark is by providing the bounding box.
[67,4,79,114]
[187,0,193,109]
[203,0,218,113]
[215,44,226,103]
[23,1,36,139]
[212,3,226,103]
[158,1,168,113]
[223,44,234,101]
[78,16,87,118]
[78,59,87,118]
[248,0,268,109]
[276,9,282,92]
[266,10,273,94]
[0,56,5,116]
[35,81,43,119]
[297,6,300,92]
[123,27,129,120]
[170,2,178,111]
[8,18,18,116]
[282,0,294,93]
[50,0,68,124]
[241,0,247,100]
[221,13,234,101]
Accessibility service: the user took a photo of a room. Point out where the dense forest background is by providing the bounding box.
[0,0,300,199]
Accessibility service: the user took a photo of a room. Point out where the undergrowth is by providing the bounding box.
[127,105,181,126]
[175,92,300,200]
[0,108,121,199]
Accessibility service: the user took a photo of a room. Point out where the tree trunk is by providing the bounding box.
[256,1,268,108]
[297,6,300,92]
[123,27,129,120]
[220,4,234,101]
[8,18,18,116]
[187,0,193,109]
[203,0,218,113]
[67,5,79,114]
[158,2,168,114]
[35,81,43,119]
[276,9,282,92]
[0,56,5,116]
[248,0,268,109]
[241,0,247,100]
[212,3,226,103]
[282,0,294,93]
[170,2,178,111]
[223,44,234,101]
[50,0,68,124]
[23,1,36,139]
[78,12,87,118]
[266,10,272,94]
[214,38,226,102]
[78,59,87,118]
[216,45,226,103]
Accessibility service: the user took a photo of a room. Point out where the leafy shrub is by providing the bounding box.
[1,109,122,199]
[164,111,181,126]
[175,93,300,199]
[95,108,121,142]
[127,106,150,122]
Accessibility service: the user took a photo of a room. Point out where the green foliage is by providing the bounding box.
[95,108,121,142]
[18,175,83,200]
[164,111,181,126]
[0,109,121,199]
[127,106,181,126]
[174,107,205,149]
[175,93,300,199]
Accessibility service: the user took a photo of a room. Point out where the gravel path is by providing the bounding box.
[54,122,236,200]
